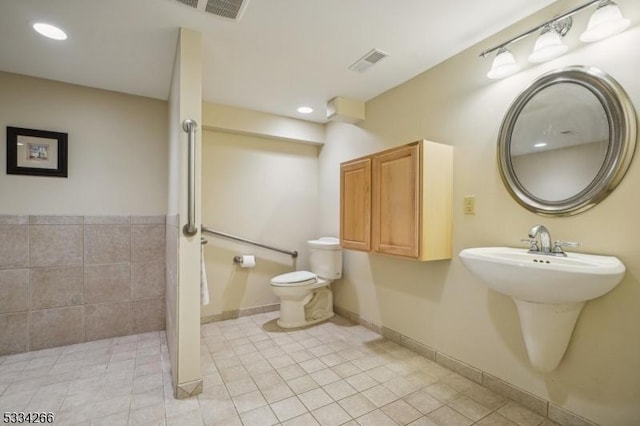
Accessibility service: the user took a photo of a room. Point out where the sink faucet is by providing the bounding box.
[528,225,552,253]
[523,225,579,257]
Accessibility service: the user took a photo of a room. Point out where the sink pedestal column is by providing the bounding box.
[513,299,585,372]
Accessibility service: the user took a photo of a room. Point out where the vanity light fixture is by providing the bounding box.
[487,48,520,79]
[580,0,630,42]
[528,21,570,63]
[32,22,67,40]
[533,142,548,148]
[480,0,630,79]
[297,106,313,114]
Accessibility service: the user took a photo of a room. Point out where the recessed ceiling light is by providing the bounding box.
[297,106,313,114]
[534,142,547,148]
[33,22,67,41]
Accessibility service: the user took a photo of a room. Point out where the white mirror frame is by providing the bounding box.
[498,66,637,216]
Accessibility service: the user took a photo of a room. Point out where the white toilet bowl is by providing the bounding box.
[270,271,334,328]
[270,237,342,329]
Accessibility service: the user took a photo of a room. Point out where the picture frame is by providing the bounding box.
[6,126,68,178]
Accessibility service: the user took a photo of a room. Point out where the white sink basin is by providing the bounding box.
[459,247,625,304]
[459,246,625,372]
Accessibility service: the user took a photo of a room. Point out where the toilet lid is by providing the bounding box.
[271,271,317,286]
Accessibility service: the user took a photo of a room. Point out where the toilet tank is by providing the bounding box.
[308,237,342,280]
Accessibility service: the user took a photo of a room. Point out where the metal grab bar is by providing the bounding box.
[202,226,298,258]
[183,119,198,237]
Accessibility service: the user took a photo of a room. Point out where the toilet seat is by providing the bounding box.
[271,271,318,287]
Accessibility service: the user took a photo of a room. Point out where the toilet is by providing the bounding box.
[270,237,342,328]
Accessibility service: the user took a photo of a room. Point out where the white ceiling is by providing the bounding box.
[0,0,557,123]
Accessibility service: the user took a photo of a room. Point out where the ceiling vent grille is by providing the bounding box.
[174,0,248,21]
[176,0,198,7]
[205,0,247,20]
[349,48,389,73]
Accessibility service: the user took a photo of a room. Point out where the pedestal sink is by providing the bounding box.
[459,247,625,372]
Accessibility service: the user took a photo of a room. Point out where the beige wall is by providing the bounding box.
[201,130,319,318]
[319,0,640,424]
[0,72,167,215]
[166,28,203,398]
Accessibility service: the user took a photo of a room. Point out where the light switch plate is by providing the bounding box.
[464,196,475,215]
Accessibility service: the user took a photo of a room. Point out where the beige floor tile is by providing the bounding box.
[331,362,362,379]
[366,365,397,383]
[362,384,399,407]
[0,316,576,426]
[268,354,296,369]
[427,405,473,426]
[423,382,461,403]
[282,412,321,426]
[199,398,237,424]
[261,383,295,403]
[475,412,519,426]
[464,383,508,410]
[322,379,357,401]
[448,396,492,421]
[290,350,316,363]
[338,394,376,419]
[288,375,320,394]
[497,402,546,426]
[129,402,165,426]
[239,404,279,426]
[319,353,346,367]
[92,410,130,426]
[381,399,422,425]
[300,358,328,374]
[226,377,258,396]
[270,396,308,422]
[167,408,205,426]
[310,368,341,386]
[384,376,422,397]
[356,408,397,426]
[232,389,267,414]
[440,373,475,392]
[346,372,378,392]
[298,388,334,411]
[408,416,439,426]
[404,390,444,415]
[311,402,352,426]
[278,364,307,380]
[252,370,285,390]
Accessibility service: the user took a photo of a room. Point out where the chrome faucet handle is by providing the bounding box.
[552,240,579,253]
[521,238,539,252]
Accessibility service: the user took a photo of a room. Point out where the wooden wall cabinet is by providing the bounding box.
[340,157,371,251]
[340,140,453,261]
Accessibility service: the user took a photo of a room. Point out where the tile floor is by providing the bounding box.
[0,312,559,426]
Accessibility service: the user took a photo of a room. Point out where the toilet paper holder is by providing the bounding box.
[233,255,256,268]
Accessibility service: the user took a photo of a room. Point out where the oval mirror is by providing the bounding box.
[498,66,637,216]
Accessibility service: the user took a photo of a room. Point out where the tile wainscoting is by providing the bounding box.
[0,215,166,356]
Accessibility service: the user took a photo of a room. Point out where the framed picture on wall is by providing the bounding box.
[6,126,68,177]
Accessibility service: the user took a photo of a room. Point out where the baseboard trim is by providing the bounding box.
[201,303,280,324]
[333,305,597,426]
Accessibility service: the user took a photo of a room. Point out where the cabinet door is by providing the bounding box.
[340,158,371,251]
[372,144,420,258]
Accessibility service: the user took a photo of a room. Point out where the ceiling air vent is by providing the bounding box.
[174,0,249,21]
[349,48,389,73]
[205,0,248,20]
[176,0,198,7]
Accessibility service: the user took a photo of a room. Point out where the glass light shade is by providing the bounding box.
[528,29,568,63]
[487,49,520,80]
[580,2,630,43]
[32,22,67,40]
